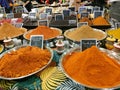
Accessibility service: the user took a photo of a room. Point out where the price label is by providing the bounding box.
[45,8,52,15]
[78,7,87,14]
[63,10,70,17]
[80,39,97,51]
[115,22,120,29]
[30,35,44,49]
[68,7,75,12]
[15,6,23,13]
[6,13,14,19]
[40,13,48,19]
[29,12,36,18]
[87,8,92,14]
[14,23,23,28]
[38,20,48,26]
[55,14,64,21]
[77,22,88,27]
[0,7,5,13]
[69,20,76,25]
[81,12,89,18]
[94,11,103,18]
[93,6,100,11]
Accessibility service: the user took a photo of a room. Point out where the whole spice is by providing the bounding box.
[25,26,61,40]
[0,46,51,78]
[0,22,26,40]
[65,25,106,41]
[63,46,120,88]
[93,16,109,25]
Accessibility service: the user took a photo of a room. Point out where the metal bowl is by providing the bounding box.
[23,27,62,42]
[64,28,107,43]
[0,45,53,80]
[59,47,120,89]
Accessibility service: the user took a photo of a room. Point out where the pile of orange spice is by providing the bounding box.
[0,46,51,78]
[25,26,61,40]
[93,16,109,25]
[63,46,120,88]
[79,17,93,26]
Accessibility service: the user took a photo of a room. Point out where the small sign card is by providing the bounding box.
[55,14,64,21]
[15,6,23,13]
[115,22,120,29]
[77,22,88,27]
[69,20,76,25]
[0,7,5,13]
[68,7,75,12]
[78,7,87,14]
[14,23,23,28]
[30,35,44,49]
[93,6,100,11]
[80,39,97,51]
[63,10,70,17]
[45,8,52,15]
[6,13,14,19]
[40,13,48,19]
[81,12,89,18]
[94,11,103,18]
[87,8,92,14]
[29,12,36,19]
[38,20,48,26]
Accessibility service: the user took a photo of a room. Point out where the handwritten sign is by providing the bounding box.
[30,35,44,49]
[77,22,88,28]
[94,11,103,18]
[63,10,70,17]
[81,12,89,18]
[68,7,75,12]
[45,8,52,15]
[55,14,64,21]
[80,39,97,51]
[40,13,48,19]
[6,13,14,19]
[14,23,23,28]
[38,20,48,26]
[0,7,5,13]
[78,7,87,14]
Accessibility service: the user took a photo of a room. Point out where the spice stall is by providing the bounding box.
[0,0,120,90]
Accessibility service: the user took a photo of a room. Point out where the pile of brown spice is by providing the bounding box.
[25,26,62,40]
[65,25,106,41]
[0,22,27,40]
[0,46,51,78]
[92,16,109,25]
[63,46,120,88]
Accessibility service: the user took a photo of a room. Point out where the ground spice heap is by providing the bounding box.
[93,16,109,25]
[107,28,120,39]
[0,22,26,40]
[63,46,120,88]
[79,17,93,26]
[25,26,61,40]
[65,25,106,41]
[0,46,51,78]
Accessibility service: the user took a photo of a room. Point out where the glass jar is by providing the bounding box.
[3,37,14,49]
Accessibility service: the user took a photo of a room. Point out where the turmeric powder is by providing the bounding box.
[25,26,61,40]
[0,46,51,78]
[63,46,120,88]
[93,16,109,25]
